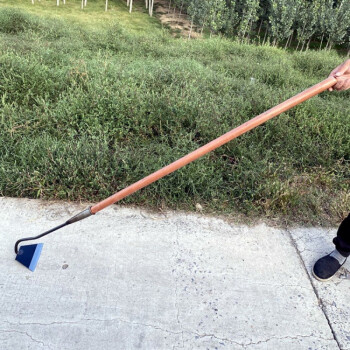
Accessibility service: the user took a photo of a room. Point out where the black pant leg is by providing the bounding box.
[333,213,350,257]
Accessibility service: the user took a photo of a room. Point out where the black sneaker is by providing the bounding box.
[312,250,347,282]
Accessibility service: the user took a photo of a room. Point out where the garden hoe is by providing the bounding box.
[14,76,338,271]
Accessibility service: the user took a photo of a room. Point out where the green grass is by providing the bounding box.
[0,0,162,32]
[0,1,349,225]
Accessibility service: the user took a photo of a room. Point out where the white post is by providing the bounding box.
[148,0,153,16]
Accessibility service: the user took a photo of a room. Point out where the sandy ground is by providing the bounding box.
[154,0,200,38]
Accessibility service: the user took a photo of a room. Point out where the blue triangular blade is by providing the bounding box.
[15,243,44,272]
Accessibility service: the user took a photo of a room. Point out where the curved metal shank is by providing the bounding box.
[14,207,93,254]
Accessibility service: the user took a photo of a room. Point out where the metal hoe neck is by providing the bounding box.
[14,207,93,254]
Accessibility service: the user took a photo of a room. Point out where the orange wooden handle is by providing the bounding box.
[91,76,337,214]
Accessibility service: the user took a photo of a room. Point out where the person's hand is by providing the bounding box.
[328,59,350,91]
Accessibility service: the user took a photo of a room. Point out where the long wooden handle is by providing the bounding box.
[91,77,337,214]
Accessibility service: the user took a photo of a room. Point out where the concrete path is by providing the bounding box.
[0,197,349,350]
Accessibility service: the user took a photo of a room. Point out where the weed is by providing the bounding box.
[0,3,349,225]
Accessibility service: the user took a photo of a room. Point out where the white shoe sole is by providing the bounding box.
[312,267,338,282]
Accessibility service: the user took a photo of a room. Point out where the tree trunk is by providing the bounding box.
[257,20,263,37]
[319,32,324,50]
[188,19,193,39]
[257,20,263,43]
[105,0,108,11]
[285,32,293,49]
[145,0,148,9]
[179,1,184,19]
[81,0,84,9]
[306,37,312,51]
[32,0,34,4]
[300,41,305,52]
[129,0,133,13]
[168,0,171,14]
[262,24,268,45]
[289,33,293,48]
[247,20,254,42]
[127,0,130,6]
[298,24,306,51]
[239,23,247,42]
[84,0,87,7]
[57,0,59,6]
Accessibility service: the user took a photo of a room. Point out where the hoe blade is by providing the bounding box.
[15,243,43,272]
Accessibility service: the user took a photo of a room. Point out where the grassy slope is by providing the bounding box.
[1,0,160,30]
[0,0,349,224]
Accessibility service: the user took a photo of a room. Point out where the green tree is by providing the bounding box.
[316,0,332,49]
[187,0,205,37]
[207,0,228,34]
[296,0,322,51]
[236,0,260,41]
[224,0,240,37]
[269,0,299,47]
[325,0,350,50]
[187,0,227,36]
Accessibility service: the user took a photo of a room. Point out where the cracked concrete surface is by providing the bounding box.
[289,227,350,350]
[0,197,348,349]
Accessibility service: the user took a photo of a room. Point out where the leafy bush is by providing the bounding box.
[0,8,40,34]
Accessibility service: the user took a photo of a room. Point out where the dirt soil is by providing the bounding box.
[153,0,200,38]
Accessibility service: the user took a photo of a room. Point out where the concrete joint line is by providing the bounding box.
[285,228,342,349]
